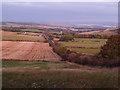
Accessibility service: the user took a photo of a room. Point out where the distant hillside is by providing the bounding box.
[80,27,119,35]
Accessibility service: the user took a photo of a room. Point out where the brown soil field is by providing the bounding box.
[2,41,61,61]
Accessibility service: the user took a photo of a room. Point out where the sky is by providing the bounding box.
[2,0,119,2]
[2,2,118,25]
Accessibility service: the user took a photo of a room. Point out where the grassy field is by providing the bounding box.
[1,25,11,27]
[2,60,119,88]
[69,48,100,54]
[23,32,40,36]
[2,31,46,42]
[2,60,79,69]
[21,29,43,33]
[59,38,107,54]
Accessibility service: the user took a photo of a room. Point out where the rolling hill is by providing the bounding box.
[80,27,119,35]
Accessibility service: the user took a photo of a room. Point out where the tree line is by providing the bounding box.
[50,34,120,67]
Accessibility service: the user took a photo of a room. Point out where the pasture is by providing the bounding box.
[20,29,43,33]
[59,38,107,54]
[2,31,45,42]
[2,60,119,88]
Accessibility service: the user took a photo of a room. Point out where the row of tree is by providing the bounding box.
[2,28,21,32]
[73,34,110,39]
[59,34,110,42]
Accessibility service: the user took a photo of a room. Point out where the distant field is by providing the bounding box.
[23,32,40,36]
[2,25,11,27]
[59,38,107,54]
[2,31,45,42]
[20,29,43,33]
[80,28,118,35]
[2,60,118,88]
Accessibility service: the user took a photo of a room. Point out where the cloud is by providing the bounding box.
[2,2,34,7]
[2,2,117,24]
[3,2,118,9]
[2,0,119,2]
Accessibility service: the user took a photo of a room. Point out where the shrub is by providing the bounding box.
[53,46,68,57]
[60,34,74,41]
[98,34,120,60]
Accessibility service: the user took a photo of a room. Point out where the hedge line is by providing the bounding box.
[52,44,119,67]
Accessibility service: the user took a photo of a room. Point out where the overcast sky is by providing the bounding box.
[2,2,118,25]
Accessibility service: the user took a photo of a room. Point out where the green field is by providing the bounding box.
[1,25,11,27]
[69,48,100,54]
[2,60,79,69]
[23,32,40,36]
[21,29,43,33]
[2,60,118,88]
[59,38,107,54]
[2,32,46,42]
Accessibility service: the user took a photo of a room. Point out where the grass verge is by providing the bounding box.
[2,60,119,88]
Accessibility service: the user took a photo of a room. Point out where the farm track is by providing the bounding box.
[2,41,61,61]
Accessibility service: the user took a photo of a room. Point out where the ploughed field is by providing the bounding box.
[2,41,61,61]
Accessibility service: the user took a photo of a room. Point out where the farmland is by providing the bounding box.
[20,29,43,33]
[1,25,119,88]
[2,60,119,88]
[2,34,118,88]
[2,31,45,42]
[2,41,61,61]
[59,38,107,54]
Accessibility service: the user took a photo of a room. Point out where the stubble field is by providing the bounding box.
[2,41,61,61]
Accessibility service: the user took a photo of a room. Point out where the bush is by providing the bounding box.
[60,34,74,41]
[53,46,68,57]
[98,34,120,60]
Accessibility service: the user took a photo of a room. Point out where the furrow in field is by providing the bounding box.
[2,41,18,51]
[2,42,24,58]
[2,41,61,61]
[2,42,29,60]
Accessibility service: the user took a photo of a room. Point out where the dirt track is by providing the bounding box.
[2,41,61,61]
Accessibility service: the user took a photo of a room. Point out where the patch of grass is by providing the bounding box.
[2,34,45,42]
[59,38,107,54]
[24,32,40,36]
[60,38,107,48]
[3,67,118,88]
[2,60,119,88]
[21,29,43,33]
[70,48,100,54]
[2,60,80,69]
[2,25,11,27]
